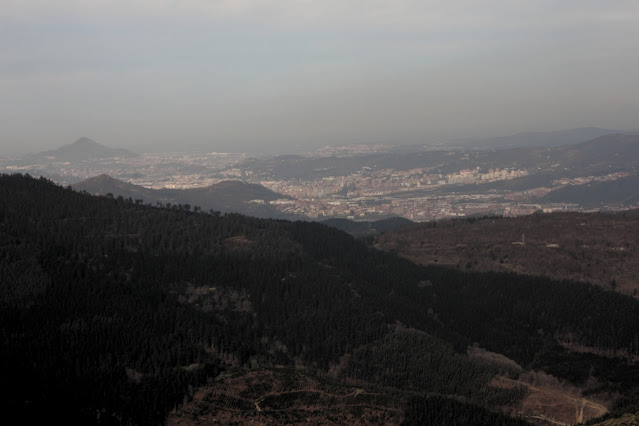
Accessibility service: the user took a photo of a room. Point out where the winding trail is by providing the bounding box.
[497,377,607,425]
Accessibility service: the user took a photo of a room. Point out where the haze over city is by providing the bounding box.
[2,0,639,155]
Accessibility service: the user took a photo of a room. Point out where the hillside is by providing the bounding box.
[32,137,138,162]
[374,210,639,295]
[73,174,293,219]
[555,134,639,173]
[467,127,617,149]
[238,134,639,184]
[3,174,639,424]
[541,174,639,207]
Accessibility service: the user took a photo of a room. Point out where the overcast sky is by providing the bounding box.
[1,1,638,155]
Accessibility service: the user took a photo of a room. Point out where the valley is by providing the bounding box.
[3,131,639,222]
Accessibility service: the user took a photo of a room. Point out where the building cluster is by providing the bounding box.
[253,166,532,220]
[266,192,544,221]
[0,152,246,189]
[313,144,395,156]
[552,171,630,187]
[254,167,633,221]
[259,167,528,200]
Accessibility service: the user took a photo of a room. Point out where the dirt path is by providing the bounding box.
[497,377,608,424]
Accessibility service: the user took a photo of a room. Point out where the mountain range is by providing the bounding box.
[352,133,639,210]
[238,133,639,182]
[465,127,622,150]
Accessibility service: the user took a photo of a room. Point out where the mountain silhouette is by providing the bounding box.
[33,137,138,162]
[74,174,294,219]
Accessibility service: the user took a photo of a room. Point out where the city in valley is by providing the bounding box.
[2,134,637,222]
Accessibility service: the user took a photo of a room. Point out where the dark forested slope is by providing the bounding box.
[322,216,414,237]
[2,174,639,424]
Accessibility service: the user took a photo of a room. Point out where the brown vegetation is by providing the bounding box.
[167,369,403,425]
[375,210,639,296]
[469,348,612,425]
[494,373,609,425]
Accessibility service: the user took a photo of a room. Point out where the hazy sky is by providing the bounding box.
[1,1,638,155]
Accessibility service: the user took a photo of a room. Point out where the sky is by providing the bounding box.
[1,0,639,155]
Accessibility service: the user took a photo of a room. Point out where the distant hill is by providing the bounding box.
[73,174,155,200]
[236,133,639,183]
[33,137,138,162]
[494,133,639,172]
[541,174,639,208]
[180,180,293,218]
[557,133,639,169]
[73,174,294,219]
[468,127,618,150]
[390,134,639,201]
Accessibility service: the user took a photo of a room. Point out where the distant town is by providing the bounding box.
[1,139,637,221]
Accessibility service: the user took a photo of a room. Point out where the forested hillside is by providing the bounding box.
[2,174,639,424]
[322,216,414,237]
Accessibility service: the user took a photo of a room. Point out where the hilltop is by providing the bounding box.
[74,174,293,219]
[237,133,639,182]
[32,137,138,162]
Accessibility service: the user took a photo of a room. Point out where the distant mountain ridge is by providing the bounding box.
[33,137,138,162]
[408,133,639,211]
[468,127,619,150]
[73,174,294,219]
[240,133,639,182]
[563,133,639,161]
